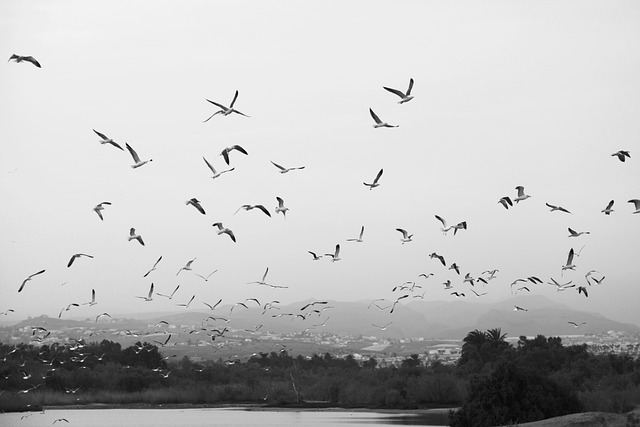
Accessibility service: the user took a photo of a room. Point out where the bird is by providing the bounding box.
[136,283,154,301]
[128,228,145,246]
[347,226,365,243]
[204,90,249,121]
[143,256,163,277]
[418,273,434,279]
[514,186,531,203]
[325,244,341,262]
[452,221,467,235]
[429,252,446,266]
[67,253,94,268]
[248,268,271,286]
[219,145,248,165]
[93,202,112,221]
[186,198,206,215]
[449,263,460,275]
[546,203,571,214]
[363,168,384,190]
[203,156,234,179]
[562,248,577,272]
[202,299,223,310]
[629,199,640,214]
[194,270,218,282]
[58,303,79,318]
[84,289,97,306]
[177,258,197,276]
[308,251,323,261]
[390,295,409,313]
[547,277,574,291]
[235,204,271,217]
[513,306,528,312]
[372,321,393,330]
[176,295,195,308]
[95,312,111,322]
[601,200,615,215]
[611,150,630,162]
[93,129,124,150]
[435,215,452,234]
[275,197,289,218]
[369,108,398,128]
[498,196,513,210]
[8,54,41,68]
[451,292,465,298]
[18,270,45,292]
[212,222,236,242]
[568,321,586,328]
[568,227,590,237]
[396,228,413,244]
[156,285,180,299]
[271,161,305,174]
[578,286,589,297]
[383,78,414,104]
[470,289,488,297]
[125,143,152,168]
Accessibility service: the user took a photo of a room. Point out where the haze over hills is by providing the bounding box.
[5,295,639,340]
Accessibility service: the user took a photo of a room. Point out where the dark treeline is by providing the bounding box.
[1,328,639,425]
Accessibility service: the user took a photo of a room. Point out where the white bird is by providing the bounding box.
[369,108,398,128]
[176,295,195,308]
[203,156,234,179]
[390,295,409,313]
[271,161,305,174]
[396,228,413,244]
[93,129,124,151]
[514,186,531,203]
[8,54,41,68]
[67,253,94,268]
[248,268,270,286]
[629,199,640,214]
[126,143,152,168]
[546,203,571,214]
[363,168,384,190]
[143,256,163,277]
[177,258,197,276]
[325,244,341,262]
[601,200,615,215]
[611,150,630,162]
[235,204,271,217]
[219,145,248,165]
[128,228,145,246]
[568,227,590,237]
[212,222,236,242]
[308,251,323,260]
[204,90,249,121]
[18,270,45,293]
[136,283,154,301]
[346,226,365,242]
[275,197,289,218]
[93,202,112,221]
[186,198,206,215]
[383,78,414,104]
[156,285,180,299]
[85,289,97,306]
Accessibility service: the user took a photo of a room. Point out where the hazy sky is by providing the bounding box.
[1,1,639,326]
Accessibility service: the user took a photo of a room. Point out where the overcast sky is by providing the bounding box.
[1,0,639,326]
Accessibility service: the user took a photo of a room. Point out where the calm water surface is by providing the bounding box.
[0,407,449,426]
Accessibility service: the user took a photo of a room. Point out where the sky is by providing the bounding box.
[1,0,639,327]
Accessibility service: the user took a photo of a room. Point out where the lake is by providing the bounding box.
[0,407,451,426]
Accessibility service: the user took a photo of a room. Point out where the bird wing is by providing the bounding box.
[566,248,574,264]
[435,215,447,228]
[276,197,285,207]
[206,99,228,110]
[335,244,340,257]
[606,200,614,209]
[406,78,414,95]
[383,86,405,98]
[224,229,236,242]
[271,161,286,171]
[125,143,140,163]
[255,205,272,217]
[516,186,524,197]
[93,129,108,140]
[369,108,382,124]
[229,90,239,108]
[396,228,408,238]
[203,156,217,174]
[373,168,383,184]
[231,145,248,155]
[67,255,77,268]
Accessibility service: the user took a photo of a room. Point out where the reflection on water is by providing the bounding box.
[0,407,450,426]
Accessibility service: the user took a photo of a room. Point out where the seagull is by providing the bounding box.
[470,289,488,297]
[611,150,630,162]
[143,256,162,277]
[176,295,195,308]
[18,270,45,293]
[136,283,154,301]
[513,305,528,312]
[212,222,236,242]
[442,280,453,289]
[601,200,615,215]
[125,143,152,169]
[219,145,248,165]
[452,221,467,235]
[95,312,111,322]
[235,204,271,217]
[369,108,398,128]
[347,226,365,242]
[93,129,124,151]
[548,277,574,291]
[562,248,577,272]
[128,228,145,246]
[568,321,586,328]
[390,295,409,313]
[308,251,323,260]
[204,90,249,121]
[275,197,289,218]
[449,263,461,275]
[629,199,640,214]
[372,321,393,330]
[93,202,112,221]
[463,273,475,286]
[383,78,414,104]
[363,168,383,190]
[156,285,180,299]
[271,161,305,174]
[84,289,97,306]
[429,252,446,266]
[194,269,218,282]
[577,286,589,297]
[396,228,413,244]
[8,54,41,68]
[58,303,79,318]
[514,186,531,203]
[186,198,206,215]
[568,227,590,237]
[203,156,234,179]
[248,268,271,286]
[451,292,465,298]
[435,215,452,234]
[498,196,513,210]
[418,273,434,279]
[67,253,94,268]
[177,258,197,276]
[546,203,571,214]
[325,244,341,262]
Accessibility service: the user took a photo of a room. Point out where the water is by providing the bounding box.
[0,407,450,426]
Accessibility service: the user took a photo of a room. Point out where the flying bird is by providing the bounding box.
[275,197,289,218]
[235,204,271,217]
[514,305,528,312]
[176,295,195,308]
[383,78,414,104]
[601,200,615,215]
[346,226,365,242]
[18,270,45,293]
[578,286,589,297]
[568,321,586,328]
[451,292,465,298]
[143,256,163,277]
[8,54,41,68]
[498,196,513,209]
[203,156,234,180]
[93,129,124,150]
[93,202,112,221]
[67,253,94,268]
[568,227,590,237]
[212,222,236,242]
[125,143,152,169]
[429,252,446,266]
[562,248,577,272]
[369,108,398,128]
[435,215,452,234]
[128,228,145,246]
[390,295,409,313]
[177,258,197,276]
[136,283,154,301]
[204,90,249,121]
[363,168,384,190]
[372,321,393,330]
[194,269,218,282]
[308,251,323,260]
[95,312,111,322]
[219,145,249,165]
[514,186,531,203]
[546,203,571,214]
[186,198,206,215]
[325,244,341,262]
[157,285,180,299]
[271,161,305,174]
[629,199,640,214]
[396,228,413,244]
[611,150,630,162]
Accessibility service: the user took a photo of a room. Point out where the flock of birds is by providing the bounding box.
[5,53,639,358]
